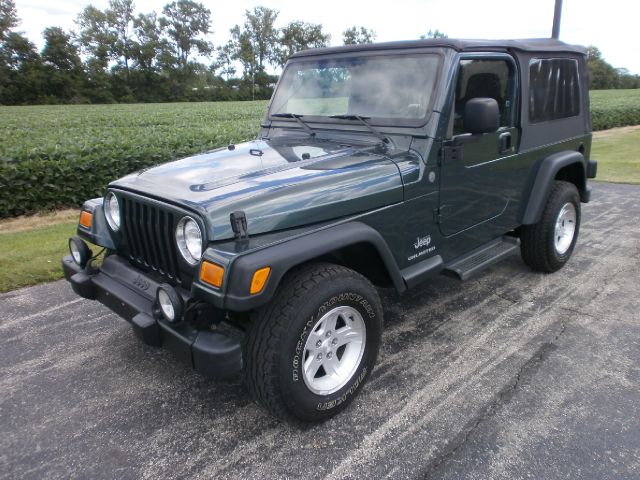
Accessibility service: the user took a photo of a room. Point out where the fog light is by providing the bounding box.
[69,236,92,268]
[156,284,183,323]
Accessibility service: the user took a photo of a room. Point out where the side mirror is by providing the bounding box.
[463,97,499,134]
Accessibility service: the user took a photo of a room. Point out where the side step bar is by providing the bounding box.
[442,236,520,281]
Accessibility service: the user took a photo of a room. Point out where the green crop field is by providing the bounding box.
[0,101,268,217]
[0,91,639,218]
[590,89,640,130]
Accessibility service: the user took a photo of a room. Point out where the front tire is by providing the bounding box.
[520,180,581,272]
[243,263,383,422]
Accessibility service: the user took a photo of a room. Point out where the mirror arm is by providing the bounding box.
[449,133,483,146]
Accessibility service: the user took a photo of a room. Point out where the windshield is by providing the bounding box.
[269,54,441,123]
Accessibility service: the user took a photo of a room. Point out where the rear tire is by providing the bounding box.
[520,180,581,272]
[243,262,383,422]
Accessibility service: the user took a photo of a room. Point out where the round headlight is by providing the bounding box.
[176,216,202,265]
[104,192,121,231]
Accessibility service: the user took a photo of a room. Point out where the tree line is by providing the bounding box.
[0,0,380,104]
[586,46,640,90]
[0,0,637,106]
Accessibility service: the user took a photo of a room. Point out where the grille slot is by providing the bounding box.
[120,196,182,284]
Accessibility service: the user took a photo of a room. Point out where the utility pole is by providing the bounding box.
[552,0,563,39]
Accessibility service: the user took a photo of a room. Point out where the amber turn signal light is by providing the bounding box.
[79,210,93,229]
[250,267,271,295]
[200,261,224,288]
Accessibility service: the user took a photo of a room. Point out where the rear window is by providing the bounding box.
[529,58,580,123]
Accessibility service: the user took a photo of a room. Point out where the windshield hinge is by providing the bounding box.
[230,211,249,239]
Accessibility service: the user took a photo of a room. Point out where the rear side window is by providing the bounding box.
[529,58,580,123]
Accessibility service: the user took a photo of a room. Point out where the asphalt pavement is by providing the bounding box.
[1,182,639,480]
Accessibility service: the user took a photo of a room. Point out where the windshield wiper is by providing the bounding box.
[329,115,389,144]
[271,113,316,137]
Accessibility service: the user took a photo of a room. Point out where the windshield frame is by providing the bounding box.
[267,50,444,128]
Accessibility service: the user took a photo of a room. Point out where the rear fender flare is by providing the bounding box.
[520,151,586,225]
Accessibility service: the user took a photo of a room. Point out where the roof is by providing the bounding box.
[290,38,587,58]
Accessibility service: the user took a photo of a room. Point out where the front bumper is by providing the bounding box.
[62,255,242,379]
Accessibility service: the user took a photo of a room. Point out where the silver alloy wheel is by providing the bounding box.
[554,202,577,255]
[302,305,366,396]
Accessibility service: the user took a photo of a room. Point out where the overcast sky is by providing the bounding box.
[13,0,640,74]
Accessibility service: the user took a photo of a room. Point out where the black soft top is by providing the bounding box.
[290,38,587,58]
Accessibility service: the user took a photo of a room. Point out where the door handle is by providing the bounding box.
[499,132,513,154]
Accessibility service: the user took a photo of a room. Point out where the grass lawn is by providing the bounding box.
[591,126,640,184]
[0,126,638,294]
[0,220,77,293]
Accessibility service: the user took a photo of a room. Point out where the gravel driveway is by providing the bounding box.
[1,182,639,479]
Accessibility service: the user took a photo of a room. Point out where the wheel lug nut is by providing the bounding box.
[326,331,332,337]
[332,338,338,345]
[327,352,333,359]
[316,340,322,347]
[316,353,323,361]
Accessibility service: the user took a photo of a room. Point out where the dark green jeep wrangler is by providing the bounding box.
[63,38,597,422]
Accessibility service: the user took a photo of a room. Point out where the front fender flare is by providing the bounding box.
[214,221,406,312]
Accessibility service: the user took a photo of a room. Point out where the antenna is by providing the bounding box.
[552,0,563,39]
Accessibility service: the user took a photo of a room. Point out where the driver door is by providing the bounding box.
[438,55,519,237]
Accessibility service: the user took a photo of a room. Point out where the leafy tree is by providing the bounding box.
[342,26,376,45]
[75,6,114,64]
[106,0,135,81]
[42,27,82,71]
[230,24,253,78]
[0,32,44,103]
[230,6,279,77]
[0,0,20,102]
[85,58,117,102]
[420,29,448,39]
[75,6,118,102]
[0,0,19,41]
[159,0,212,70]
[2,32,39,71]
[132,12,162,73]
[41,27,85,101]
[276,21,330,67]
[587,46,618,90]
[128,12,167,101]
[215,40,236,80]
[75,5,114,83]
[616,68,640,89]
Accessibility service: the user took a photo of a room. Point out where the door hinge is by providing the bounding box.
[440,145,462,165]
[433,208,442,224]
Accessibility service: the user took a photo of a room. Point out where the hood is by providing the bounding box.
[111,137,405,239]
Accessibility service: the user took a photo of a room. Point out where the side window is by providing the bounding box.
[529,58,580,123]
[452,59,515,135]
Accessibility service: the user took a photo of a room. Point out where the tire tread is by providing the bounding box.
[243,262,380,421]
[520,180,580,272]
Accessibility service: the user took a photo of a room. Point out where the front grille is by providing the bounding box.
[120,196,183,284]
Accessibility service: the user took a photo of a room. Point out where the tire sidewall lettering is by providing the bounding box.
[287,290,378,412]
[292,316,315,382]
[316,366,368,411]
